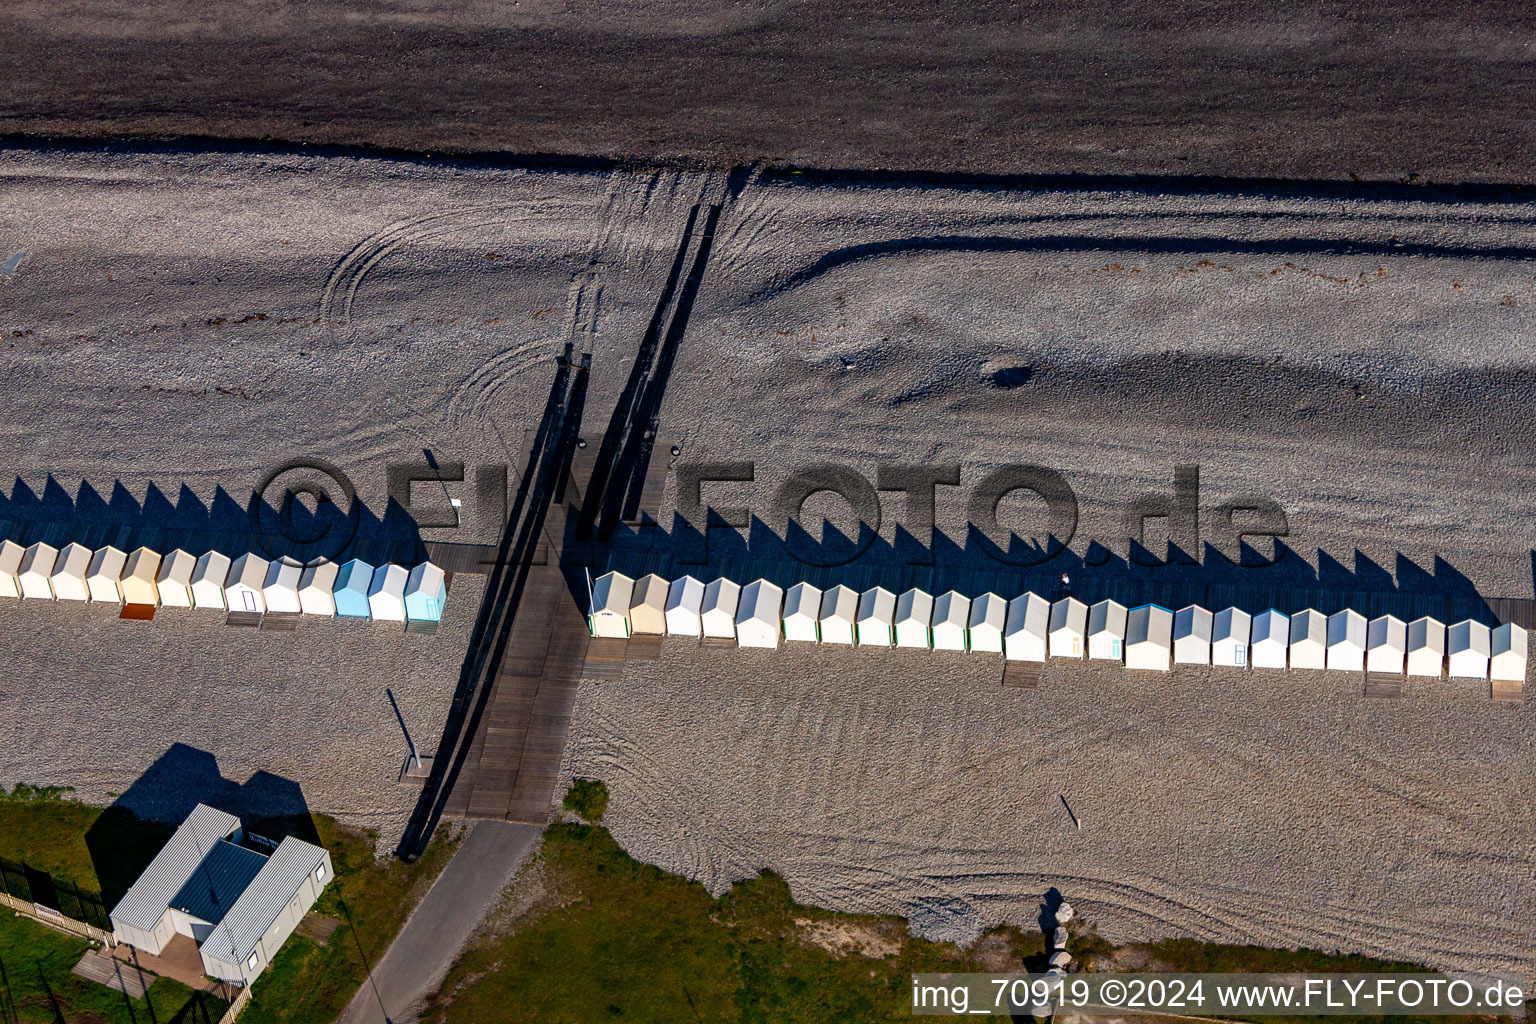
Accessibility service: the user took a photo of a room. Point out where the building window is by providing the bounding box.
[315,864,326,882]
[248,952,258,971]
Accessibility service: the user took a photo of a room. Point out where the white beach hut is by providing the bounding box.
[1288,609,1327,670]
[368,563,409,622]
[156,549,197,608]
[190,551,231,610]
[1366,614,1408,674]
[0,539,22,598]
[856,587,896,646]
[1490,623,1527,682]
[121,547,162,606]
[782,582,822,643]
[1406,616,1445,677]
[1048,597,1087,658]
[894,588,934,649]
[18,542,57,599]
[1003,592,1050,662]
[263,557,303,614]
[1172,605,1213,665]
[664,575,705,637]
[1446,619,1491,679]
[1249,609,1290,669]
[1326,609,1367,671]
[1211,607,1251,667]
[701,577,741,639]
[1125,604,1174,671]
[968,592,1007,654]
[50,542,92,602]
[588,570,634,638]
[628,574,669,636]
[87,546,127,604]
[931,591,970,651]
[1087,599,1128,661]
[224,552,267,614]
[299,561,340,616]
[735,580,783,648]
[817,584,858,645]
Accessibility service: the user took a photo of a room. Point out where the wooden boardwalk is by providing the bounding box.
[444,561,591,824]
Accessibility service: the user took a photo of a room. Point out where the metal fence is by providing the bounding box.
[0,855,111,930]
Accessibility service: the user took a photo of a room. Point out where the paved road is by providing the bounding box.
[3,0,1535,183]
[341,820,541,1024]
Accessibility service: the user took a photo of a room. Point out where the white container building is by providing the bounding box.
[367,563,409,622]
[1366,615,1407,674]
[735,579,783,648]
[1125,604,1174,671]
[1211,607,1252,667]
[18,542,57,599]
[664,575,705,637]
[156,549,197,608]
[299,561,340,616]
[1250,609,1290,669]
[1172,605,1213,665]
[968,592,1007,654]
[700,578,741,639]
[122,547,162,606]
[50,542,92,601]
[931,591,970,651]
[1406,616,1445,677]
[1087,599,1128,660]
[1288,609,1327,670]
[1003,592,1050,662]
[856,586,896,646]
[817,584,858,645]
[1446,619,1491,679]
[263,558,303,615]
[1326,609,1367,671]
[0,539,22,598]
[894,588,934,648]
[1490,623,1527,682]
[190,551,230,610]
[1048,597,1087,658]
[628,574,669,635]
[588,571,634,638]
[87,546,128,604]
[782,582,822,642]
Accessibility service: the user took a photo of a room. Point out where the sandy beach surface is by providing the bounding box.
[1,146,1531,978]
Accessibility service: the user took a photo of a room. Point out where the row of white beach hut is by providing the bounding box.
[0,540,446,623]
[587,572,1528,681]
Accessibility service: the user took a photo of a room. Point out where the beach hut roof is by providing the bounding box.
[1326,608,1367,649]
[783,582,821,623]
[335,558,374,595]
[819,583,858,623]
[857,586,896,624]
[896,587,933,622]
[591,571,635,616]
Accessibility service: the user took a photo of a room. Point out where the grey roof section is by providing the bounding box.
[201,835,329,965]
[169,839,268,927]
[110,803,241,932]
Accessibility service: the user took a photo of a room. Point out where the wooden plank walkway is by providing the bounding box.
[1492,679,1524,703]
[446,561,592,825]
[1363,672,1404,698]
[1002,660,1042,689]
[583,637,628,680]
[73,952,151,999]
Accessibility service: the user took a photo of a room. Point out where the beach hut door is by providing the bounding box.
[1234,644,1246,666]
[241,590,257,612]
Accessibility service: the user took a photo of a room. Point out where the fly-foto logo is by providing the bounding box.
[673,462,1290,568]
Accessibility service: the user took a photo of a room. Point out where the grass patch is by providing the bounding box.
[425,823,1035,1024]
[238,818,460,1024]
[561,777,609,823]
[0,913,226,1024]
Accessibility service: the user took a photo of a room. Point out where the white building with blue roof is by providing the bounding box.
[109,803,332,987]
